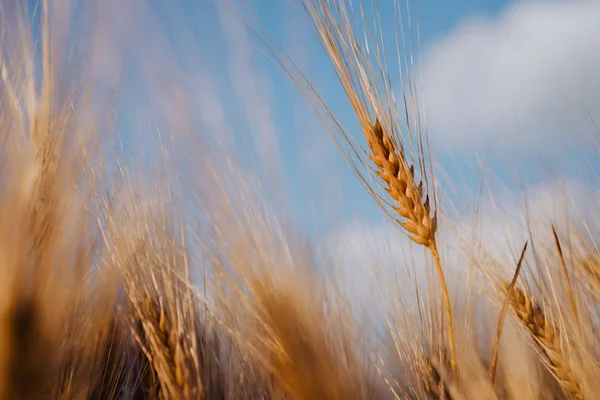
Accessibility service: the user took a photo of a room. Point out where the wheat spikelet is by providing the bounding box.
[504,283,583,398]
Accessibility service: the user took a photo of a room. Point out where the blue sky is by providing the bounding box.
[169,0,600,232]
[40,0,600,247]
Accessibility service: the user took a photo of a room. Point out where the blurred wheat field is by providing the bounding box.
[1,0,599,399]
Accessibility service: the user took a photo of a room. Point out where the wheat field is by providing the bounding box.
[0,0,598,399]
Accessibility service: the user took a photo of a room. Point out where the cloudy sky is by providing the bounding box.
[422,0,600,154]
[74,0,600,301]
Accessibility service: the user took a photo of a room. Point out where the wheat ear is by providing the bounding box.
[367,119,437,247]
[133,294,200,400]
[259,290,349,400]
[505,284,583,398]
[420,356,453,400]
[368,119,455,371]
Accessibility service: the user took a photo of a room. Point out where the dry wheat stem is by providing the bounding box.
[428,243,456,374]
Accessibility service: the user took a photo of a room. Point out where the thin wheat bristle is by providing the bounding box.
[504,283,583,398]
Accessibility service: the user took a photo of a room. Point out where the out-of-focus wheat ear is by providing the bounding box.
[249,274,370,400]
[420,356,453,400]
[27,0,60,267]
[259,288,348,400]
[576,254,600,305]
[580,255,600,284]
[505,284,583,398]
[0,297,54,399]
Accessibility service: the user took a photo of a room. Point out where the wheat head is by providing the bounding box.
[368,119,437,247]
[504,284,582,398]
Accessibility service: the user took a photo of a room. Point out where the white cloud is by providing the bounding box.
[421,0,600,152]
[327,176,600,310]
[325,219,430,313]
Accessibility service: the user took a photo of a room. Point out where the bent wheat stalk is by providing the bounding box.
[367,118,454,370]
[250,0,458,371]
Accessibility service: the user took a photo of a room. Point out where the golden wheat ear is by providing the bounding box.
[505,284,583,398]
[368,119,437,247]
[255,0,458,371]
